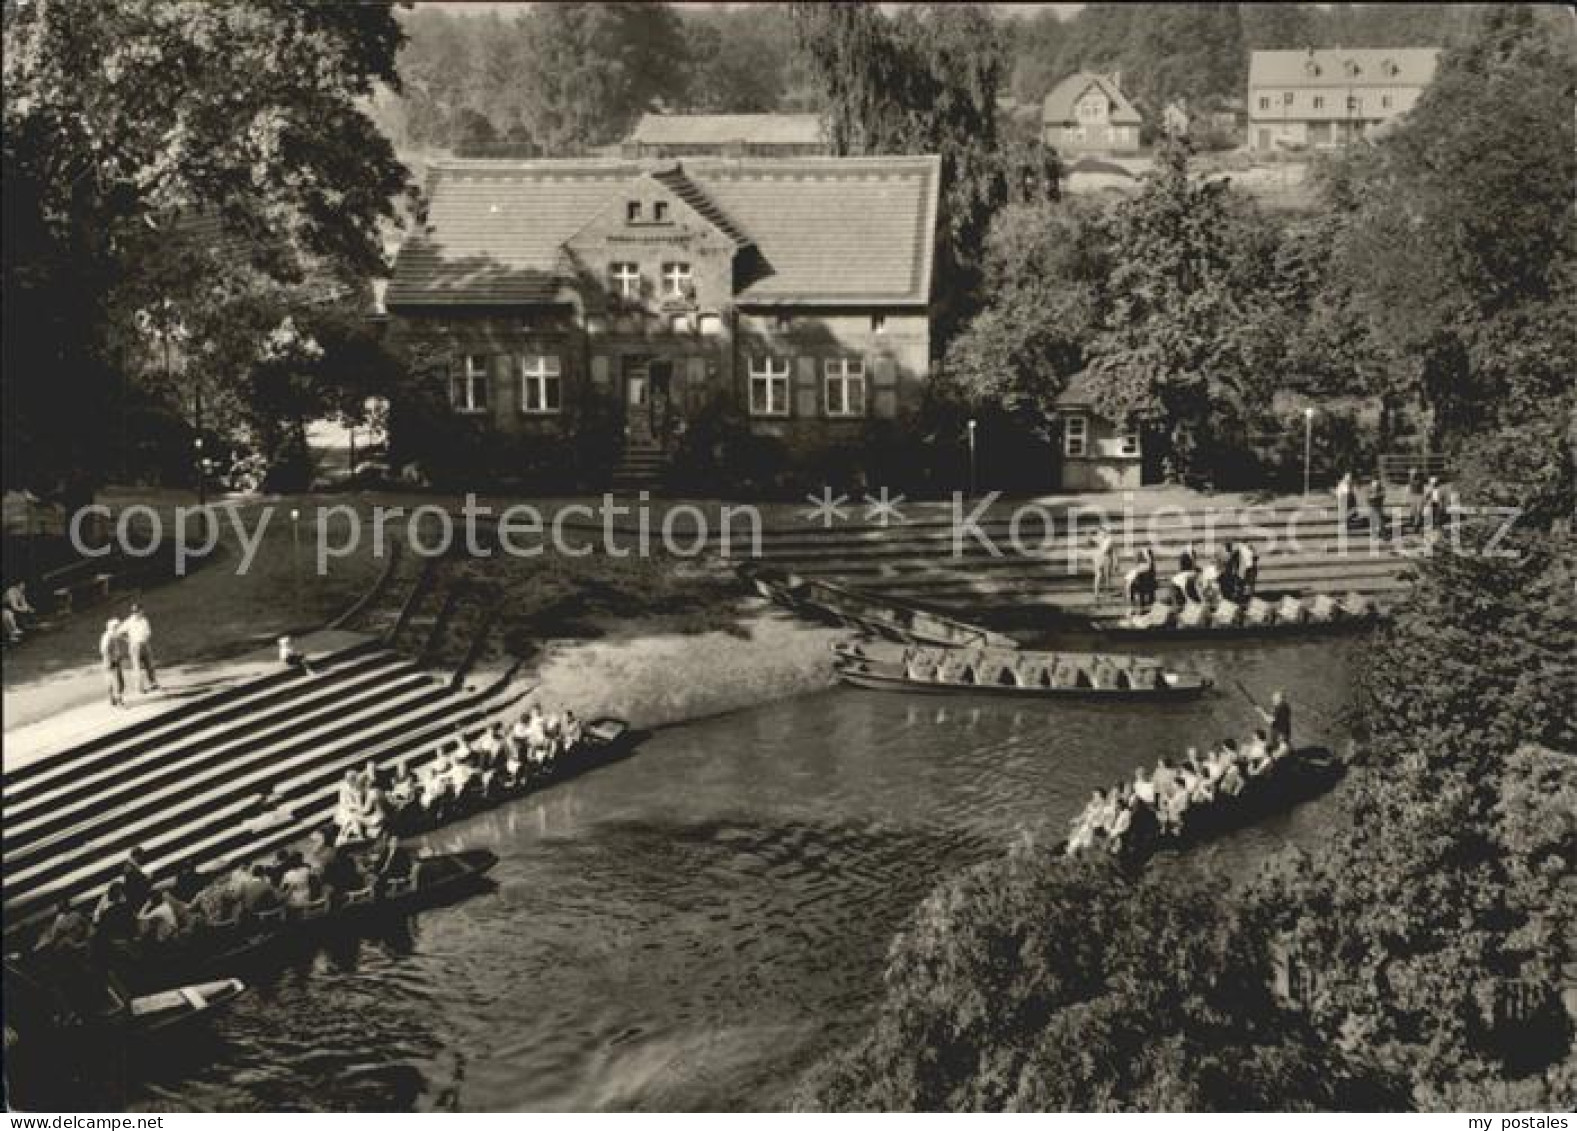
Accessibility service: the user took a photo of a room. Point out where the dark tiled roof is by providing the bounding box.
[1249,48,1439,90]
[386,155,941,308]
[630,113,823,147]
[1055,370,1102,408]
[1042,73,1143,126]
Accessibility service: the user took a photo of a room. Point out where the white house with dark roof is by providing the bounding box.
[1041,72,1143,154]
[1247,48,1440,151]
[384,155,940,475]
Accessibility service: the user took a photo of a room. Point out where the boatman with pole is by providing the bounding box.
[1257,689,1292,749]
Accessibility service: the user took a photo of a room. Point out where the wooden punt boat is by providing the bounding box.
[99,847,499,989]
[127,977,246,1033]
[388,717,636,838]
[1090,591,1386,638]
[1062,745,1348,864]
[740,563,1017,650]
[835,657,1212,700]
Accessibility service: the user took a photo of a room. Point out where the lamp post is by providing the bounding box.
[1303,407,1315,498]
[290,507,302,616]
[194,436,206,507]
[966,419,978,498]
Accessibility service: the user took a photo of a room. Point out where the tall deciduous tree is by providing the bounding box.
[2,0,413,490]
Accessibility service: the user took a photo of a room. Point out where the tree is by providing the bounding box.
[791,2,1061,342]
[1324,5,1577,444]
[679,6,799,114]
[511,3,689,152]
[2,0,413,490]
[1081,141,1272,476]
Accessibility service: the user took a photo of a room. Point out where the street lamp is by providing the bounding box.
[194,436,206,507]
[290,507,302,616]
[1302,407,1315,498]
[966,419,978,498]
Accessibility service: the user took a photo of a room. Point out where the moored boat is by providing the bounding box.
[833,639,1211,700]
[127,977,246,1033]
[1090,591,1386,637]
[740,563,1017,650]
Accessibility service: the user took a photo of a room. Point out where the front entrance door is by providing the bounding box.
[624,360,652,444]
[648,360,674,445]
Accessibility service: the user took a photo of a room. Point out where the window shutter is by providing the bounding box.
[874,390,898,419]
[794,356,817,418]
[590,354,611,392]
[872,356,897,388]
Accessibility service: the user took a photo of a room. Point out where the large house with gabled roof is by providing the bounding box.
[1041,72,1143,154]
[384,155,940,479]
[1247,48,1439,151]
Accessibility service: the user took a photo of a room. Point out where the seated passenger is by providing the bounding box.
[35,898,92,953]
[1132,766,1157,807]
[1243,730,1274,776]
[237,863,281,914]
[370,833,413,885]
[560,711,583,752]
[387,763,417,807]
[137,890,187,942]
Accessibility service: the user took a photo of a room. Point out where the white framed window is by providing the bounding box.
[823,358,866,418]
[1064,414,1088,458]
[1258,95,1270,111]
[626,202,641,223]
[519,354,562,414]
[661,262,693,299]
[871,314,887,334]
[698,314,723,336]
[450,354,490,414]
[1381,95,1393,110]
[1119,430,1139,456]
[610,262,641,299]
[653,201,670,222]
[1313,95,1325,110]
[748,356,790,417]
[670,313,694,334]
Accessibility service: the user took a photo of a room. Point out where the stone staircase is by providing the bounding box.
[743,501,1418,624]
[1,637,527,937]
[610,437,666,491]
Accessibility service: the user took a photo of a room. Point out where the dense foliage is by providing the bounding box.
[2,0,413,492]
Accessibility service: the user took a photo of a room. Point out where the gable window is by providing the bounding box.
[519,354,562,414]
[653,201,670,222]
[748,356,790,417]
[610,262,641,299]
[1119,430,1140,456]
[1064,414,1088,458]
[1258,95,1271,111]
[661,262,693,299]
[626,202,642,223]
[451,354,490,414]
[823,358,866,418]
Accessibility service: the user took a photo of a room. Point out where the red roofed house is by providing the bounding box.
[384,155,940,481]
[1041,72,1143,155]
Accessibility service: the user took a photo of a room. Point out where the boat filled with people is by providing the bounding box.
[1061,728,1347,863]
[832,638,1213,699]
[1092,590,1385,637]
[740,563,1017,650]
[332,710,634,844]
[17,838,499,992]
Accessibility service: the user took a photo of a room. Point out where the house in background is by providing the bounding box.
[1041,72,1143,155]
[384,155,939,482]
[1247,47,1439,152]
[623,113,828,158]
[1054,373,1144,491]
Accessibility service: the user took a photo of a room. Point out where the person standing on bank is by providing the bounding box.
[1335,472,1356,529]
[1258,690,1292,749]
[1366,476,1387,536]
[1405,467,1425,533]
[99,618,128,707]
[123,603,159,694]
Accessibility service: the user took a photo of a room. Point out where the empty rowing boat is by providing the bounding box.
[1091,591,1386,637]
[833,640,1211,700]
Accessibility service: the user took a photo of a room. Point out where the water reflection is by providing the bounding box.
[103,638,1355,1111]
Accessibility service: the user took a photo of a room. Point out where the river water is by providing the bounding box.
[119,637,1356,1112]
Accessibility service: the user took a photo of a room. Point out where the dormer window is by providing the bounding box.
[626,202,642,223]
[653,201,669,223]
[1345,60,1361,77]
[1382,58,1399,77]
[1304,59,1321,77]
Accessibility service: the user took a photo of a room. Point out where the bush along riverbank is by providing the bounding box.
[798,519,1576,1112]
